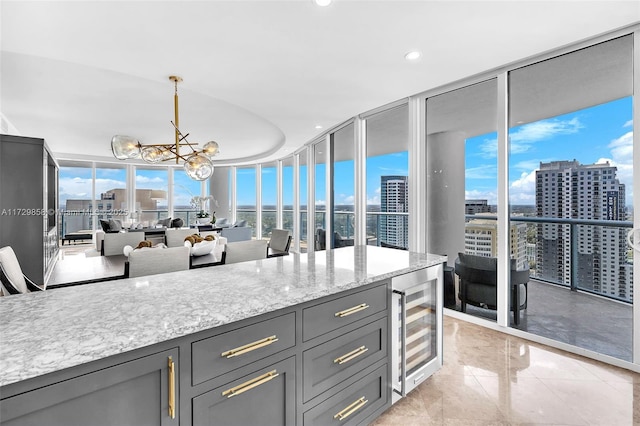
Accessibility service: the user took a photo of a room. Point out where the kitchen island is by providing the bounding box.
[0,246,446,425]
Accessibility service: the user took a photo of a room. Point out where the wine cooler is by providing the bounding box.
[391,264,443,404]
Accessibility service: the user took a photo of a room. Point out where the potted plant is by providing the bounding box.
[191,195,217,225]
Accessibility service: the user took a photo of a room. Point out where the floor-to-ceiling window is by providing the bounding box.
[331,123,355,249]
[282,157,294,235]
[364,104,409,249]
[262,161,277,239]
[508,35,634,360]
[236,166,257,236]
[135,167,168,225]
[173,169,201,226]
[426,79,498,322]
[299,149,308,252]
[95,164,128,227]
[314,139,327,250]
[58,163,95,236]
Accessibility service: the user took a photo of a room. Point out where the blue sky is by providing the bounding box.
[467,96,633,206]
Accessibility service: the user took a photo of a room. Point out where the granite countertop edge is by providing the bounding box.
[0,246,446,387]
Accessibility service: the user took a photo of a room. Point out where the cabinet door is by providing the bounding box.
[0,348,178,426]
[192,356,295,426]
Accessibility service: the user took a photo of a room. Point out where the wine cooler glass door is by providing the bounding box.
[392,267,439,401]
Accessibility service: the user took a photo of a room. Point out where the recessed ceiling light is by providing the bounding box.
[404,51,421,61]
[315,125,323,129]
[314,0,332,6]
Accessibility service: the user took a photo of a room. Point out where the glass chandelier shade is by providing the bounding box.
[184,155,214,180]
[141,146,164,163]
[110,76,220,181]
[111,135,141,160]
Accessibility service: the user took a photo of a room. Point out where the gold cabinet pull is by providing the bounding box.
[222,370,279,398]
[221,335,279,358]
[168,356,175,419]
[334,345,369,365]
[334,396,368,421]
[335,303,369,318]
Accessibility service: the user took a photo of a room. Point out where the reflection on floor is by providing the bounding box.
[373,317,639,426]
[450,279,632,362]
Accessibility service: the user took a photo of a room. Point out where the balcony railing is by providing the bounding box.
[467,214,634,304]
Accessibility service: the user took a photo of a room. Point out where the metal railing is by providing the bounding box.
[467,214,634,303]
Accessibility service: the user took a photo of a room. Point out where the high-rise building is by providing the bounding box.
[464,213,528,268]
[379,175,408,249]
[536,160,632,300]
[465,199,493,215]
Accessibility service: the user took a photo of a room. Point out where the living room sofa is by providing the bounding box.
[220,226,252,243]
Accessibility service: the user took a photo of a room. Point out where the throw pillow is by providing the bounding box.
[157,217,172,227]
[108,219,122,232]
[99,219,111,233]
[171,218,184,228]
[233,220,247,227]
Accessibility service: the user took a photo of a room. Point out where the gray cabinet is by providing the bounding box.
[0,134,59,286]
[0,348,179,426]
[301,283,391,425]
[192,356,296,426]
[303,364,387,426]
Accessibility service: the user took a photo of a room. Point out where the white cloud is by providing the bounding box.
[95,178,126,195]
[473,117,583,160]
[466,164,496,180]
[623,119,633,128]
[367,195,380,205]
[601,130,634,205]
[509,170,537,204]
[511,117,583,143]
[135,175,165,186]
[476,137,497,159]
[465,189,497,206]
[336,194,354,204]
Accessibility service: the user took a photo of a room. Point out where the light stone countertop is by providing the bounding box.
[0,246,446,387]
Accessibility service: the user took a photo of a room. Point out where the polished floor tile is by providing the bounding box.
[372,317,640,426]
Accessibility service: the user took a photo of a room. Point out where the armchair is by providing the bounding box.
[0,246,44,295]
[454,253,529,325]
[267,229,292,257]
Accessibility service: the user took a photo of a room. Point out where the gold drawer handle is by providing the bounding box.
[168,356,175,419]
[222,370,279,398]
[335,303,369,318]
[334,396,368,421]
[221,335,279,358]
[334,345,368,365]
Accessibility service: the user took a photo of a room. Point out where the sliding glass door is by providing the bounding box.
[508,35,634,361]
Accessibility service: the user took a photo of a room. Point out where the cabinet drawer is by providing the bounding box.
[303,317,387,402]
[303,284,387,342]
[192,356,296,426]
[192,312,295,386]
[303,363,388,426]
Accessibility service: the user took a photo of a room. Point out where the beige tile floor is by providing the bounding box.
[373,317,640,426]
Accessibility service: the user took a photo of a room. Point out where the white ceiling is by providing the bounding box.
[1,1,638,166]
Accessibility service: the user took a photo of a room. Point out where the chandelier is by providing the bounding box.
[111,75,220,181]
